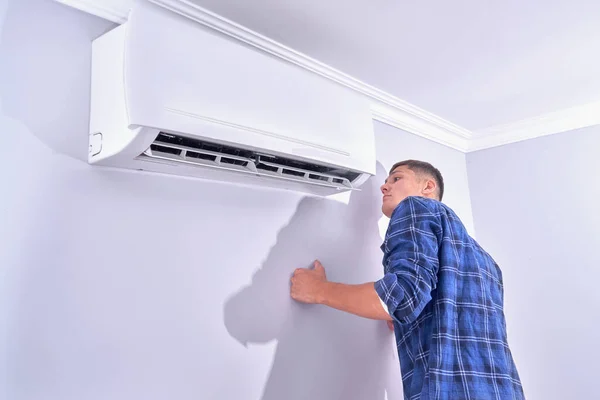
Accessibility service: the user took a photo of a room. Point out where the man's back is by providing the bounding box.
[376,196,524,400]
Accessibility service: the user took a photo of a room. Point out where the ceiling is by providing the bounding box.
[189,0,600,131]
[53,0,600,151]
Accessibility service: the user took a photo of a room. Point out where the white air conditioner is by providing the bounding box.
[89,1,376,196]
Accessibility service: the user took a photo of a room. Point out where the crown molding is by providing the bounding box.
[469,101,600,152]
[371,103,470,152]
[53,0,600,154]
[54,0,131,23]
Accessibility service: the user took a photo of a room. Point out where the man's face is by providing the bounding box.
[380,166,425,218]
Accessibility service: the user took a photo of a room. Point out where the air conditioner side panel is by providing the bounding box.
[89,23,158,164]
[123,1,375,175]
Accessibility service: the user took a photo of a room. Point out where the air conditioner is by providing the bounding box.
[89,1,376,196]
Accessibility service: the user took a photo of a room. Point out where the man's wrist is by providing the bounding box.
[317,281,333,305]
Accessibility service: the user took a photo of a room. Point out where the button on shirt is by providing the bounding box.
[375,196,524,400]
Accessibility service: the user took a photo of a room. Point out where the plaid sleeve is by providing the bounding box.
[375,197,441,324]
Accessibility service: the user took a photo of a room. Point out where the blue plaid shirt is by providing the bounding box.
[375,196,524,400]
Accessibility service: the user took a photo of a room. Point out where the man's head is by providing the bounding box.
[380,160,444,217]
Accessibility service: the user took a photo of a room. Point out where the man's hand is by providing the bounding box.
[290,260,327,304]
[290,261,393,322]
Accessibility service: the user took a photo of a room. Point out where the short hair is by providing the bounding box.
[390,160,445,201]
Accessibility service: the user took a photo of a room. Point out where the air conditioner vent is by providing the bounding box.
[155,132,254,159]
[282,168,305,178]
[138,132,361,190]
[150,144,181,156]
[256,163,279,173]
[187,151,217,162]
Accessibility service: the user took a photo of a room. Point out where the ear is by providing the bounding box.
[421,178,437,197]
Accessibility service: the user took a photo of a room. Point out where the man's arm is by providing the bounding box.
[291,197,441,325]
[290,261,392,321]
[320,281,393,321]
[374,197,441,324]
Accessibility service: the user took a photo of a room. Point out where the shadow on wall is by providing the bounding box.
[223,162,404,400]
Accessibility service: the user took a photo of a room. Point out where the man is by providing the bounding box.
[290,160,524,399]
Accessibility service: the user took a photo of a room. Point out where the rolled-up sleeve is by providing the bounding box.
[375,197,441,325]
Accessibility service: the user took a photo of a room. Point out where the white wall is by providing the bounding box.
[0,1,474,399]
[466,127,600,400]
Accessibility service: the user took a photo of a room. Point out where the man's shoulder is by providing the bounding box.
[391,196,441,219]
[390,197,470,235]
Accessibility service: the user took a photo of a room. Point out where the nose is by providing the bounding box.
[380,183,388,194]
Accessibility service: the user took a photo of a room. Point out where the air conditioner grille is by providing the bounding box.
[155,132,254,159]
[139,132,362,189]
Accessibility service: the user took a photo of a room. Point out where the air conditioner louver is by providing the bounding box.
[138,133,361,190]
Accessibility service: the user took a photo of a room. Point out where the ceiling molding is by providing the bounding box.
[371,104,469,152]
[54,0,131,23]
[53,0,600,154]
[469,101,600,152]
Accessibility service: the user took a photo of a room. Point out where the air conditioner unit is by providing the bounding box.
[89,1,376,196]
